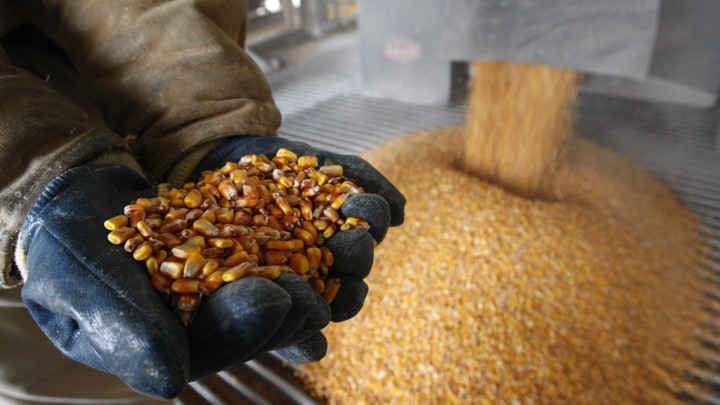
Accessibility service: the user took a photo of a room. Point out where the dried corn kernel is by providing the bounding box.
[132,243,153,261]
[171,279,200,294]
[322,277,341,304]
[184,189,203,209]
[222,262,254,282]
[108,227,136,245]
[104,215,129,231]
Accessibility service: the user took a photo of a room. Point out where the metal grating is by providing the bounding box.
[179,29,720,404]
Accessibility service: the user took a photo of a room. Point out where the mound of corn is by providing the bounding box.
[297,128,708,404]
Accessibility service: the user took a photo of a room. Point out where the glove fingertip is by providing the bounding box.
[325,228,374,279]
[342,194,391,243]
[389,194,406,227]
[275,333,328,364]
[330,277,369,322]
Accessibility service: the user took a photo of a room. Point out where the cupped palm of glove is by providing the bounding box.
[18,165,331,399]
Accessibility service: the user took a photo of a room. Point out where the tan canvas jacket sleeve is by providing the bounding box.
[0,0,281,288]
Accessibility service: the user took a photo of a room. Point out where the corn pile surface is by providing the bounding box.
[298,128,707,404]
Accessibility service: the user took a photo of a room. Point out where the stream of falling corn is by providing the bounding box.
[296,128,709,404]
[463,62,580,199]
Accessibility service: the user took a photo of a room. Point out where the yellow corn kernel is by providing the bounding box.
[184,208,202,222]
[316,173,329,186]
[206,238,230,249]
[298,156,319,168]
[203,171,224,186]
[318,263,329,279]
[145,217,163,229]
[156,183,172,197]
[184,189,203,209]
[220,161,239,174]
[266,239,304,251]
[171,279,201,294]
[186,235,208,249]
[323,278,341,303]
[300,200,313,221]
[123,203,145,216]
[156,232,182,249]
[276,197,293,216]
[183,252,206,278]
[104,215,129,231]
[133,243,154,261]
[223,262,254,282]
[341,181,364,195]
[201,274,224,294]
[320,246,334,267]
[277,176,294,189]
[193,219,219,237]
[289,253,310,275]
[170,198,185,208]
[293,228,315,247]
[313,219,331,231]
[160,261,184,279]
[307,277,325,294]
[165,208,188,221]
[276,148,298,162]
[330,193,349,211]
[303,220,318,240]
[249,265,282,280]
[323,207,340,222]
[218,179,239,200]
[323,223,337,239]
[236,196,259,208]
[168,188,186,201]
[319,165,343,177]
[108,227,136,245]
[151,272,172,295]
[137,198,156,210]
[224,250,250,267]
[215,207,234,224]
[345,217,370,228]
[159,218,186,234]
[264,250,289,265]
[136,221,155,238]
[171,244,200,259]
[124,234,144,252]
[200,260,220,279]
[145,256,159,276]
[199,209,216,223]
[176,294,200,312]
[306,247,322,271]
[230,169,248,185]
[198,185,217,201]
[155,250,168,264]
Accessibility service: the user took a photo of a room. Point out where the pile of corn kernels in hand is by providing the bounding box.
[297,129,709,404]
[104,148,366,326]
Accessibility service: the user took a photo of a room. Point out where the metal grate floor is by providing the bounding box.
[179,29,720,404]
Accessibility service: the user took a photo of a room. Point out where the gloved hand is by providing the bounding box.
[192,136,406,334]
[17,164,331,399]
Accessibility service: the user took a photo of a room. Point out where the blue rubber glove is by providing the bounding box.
[194,136,406,336]
[17,164,331,398]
